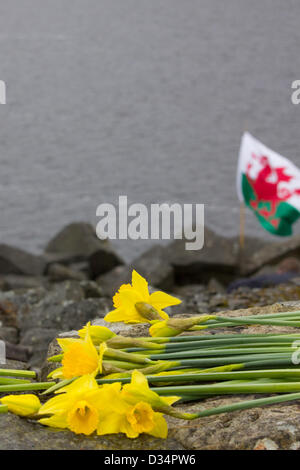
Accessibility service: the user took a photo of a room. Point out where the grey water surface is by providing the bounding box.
[0,0,300,260]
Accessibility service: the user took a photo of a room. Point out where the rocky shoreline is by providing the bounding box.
[2,222,300,449]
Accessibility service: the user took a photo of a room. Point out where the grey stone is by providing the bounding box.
[19,296,109,334]
[79,280,104,298]
[0,244,46,276]
[97,245,174,297]
[45,222,104,256]
[0,413,183,450]
[240,234,300,275]
[45,222,124,277]
[47,263,87,282]
[165,227,239,284]
[20,328,59,367]
[168,397,300,450]
[89,246,124,278]
[0,326,18,344]
[0,275,48,291]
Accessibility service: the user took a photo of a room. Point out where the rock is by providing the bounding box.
[47,263,87,282]
[97,245,174,297]
[20,328,58,366]
[0,244,46,276]
[18,293,109,367]
[0,413,183,450]
[45,222,124,277]
[207,278,226,294]
[240,234,300,275]
[79,280,104,298]
[167,397,300,450]
[0,326,18,344]
[19,297,109,333]
[44,252,89,267]
[165,227,239,285]
[89,245,124,278]
[0,359,28,371]
[0,275,48,291]
[5,342,32,363]
[45,222,102,256]
[253,438,279,450]
[0,281,110,367]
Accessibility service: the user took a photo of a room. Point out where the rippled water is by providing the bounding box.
[0,0,300,261]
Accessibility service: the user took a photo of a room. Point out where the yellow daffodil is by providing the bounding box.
[104,270,181,324]
[149,315,216,337]
[50,324,107,379]
[0,394,41,417]
[38,374,103,435]
[96,372,169,439]
[39,373,169,439]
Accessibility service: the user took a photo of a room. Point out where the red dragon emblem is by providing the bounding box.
[246,153,300,228]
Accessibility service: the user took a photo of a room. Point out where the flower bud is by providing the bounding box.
[0,394,41,417]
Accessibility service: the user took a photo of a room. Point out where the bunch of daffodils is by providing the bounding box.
[3,270,300,439]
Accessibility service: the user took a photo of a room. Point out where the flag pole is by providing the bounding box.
[239,202,245,252]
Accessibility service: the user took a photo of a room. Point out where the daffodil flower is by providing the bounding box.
[104,270,181,324]
[38,374,104,435]
[38,373,170,438]
[95,371,171,439]
[50,324,107,379]
[0,394,41,417]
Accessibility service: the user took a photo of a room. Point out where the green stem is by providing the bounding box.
[97,368,300,385]
[0,382,56,392]
[0,378,31,385]
[152,381,300,396]
[188,392,300,419]
[143,332,300,343]
[215,316,300,328]
[0,405,8,414]
[149,347,296,361]
[41,378,75,395]
[0,369,36,378]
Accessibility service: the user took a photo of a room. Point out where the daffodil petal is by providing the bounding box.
[39,413,68,429]
[131,270,150,300]
[148,412,168,439]
[149,291,181,309]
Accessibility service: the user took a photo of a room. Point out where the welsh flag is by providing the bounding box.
[237,132,300,236]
